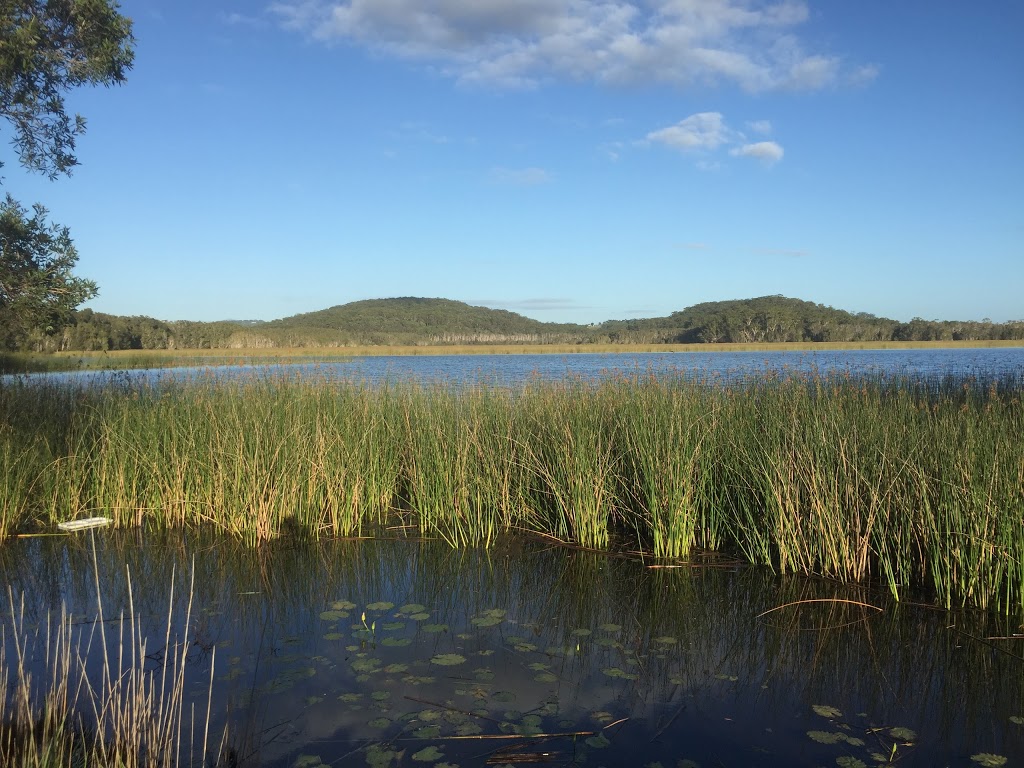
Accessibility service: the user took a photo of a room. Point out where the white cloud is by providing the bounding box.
[489,166,552,185]
[647,113,783,167]
[729,140,784,165]
[646,112,732,152]
[268,0,869,92]
[746,119,772,134]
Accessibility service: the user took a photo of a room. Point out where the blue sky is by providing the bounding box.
[4,1,1022,325]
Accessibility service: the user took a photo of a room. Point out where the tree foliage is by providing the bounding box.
[1,0,134,179]
[0,194,96,348]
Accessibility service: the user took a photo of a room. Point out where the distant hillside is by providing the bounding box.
[19,296,1024,352]
[595,295,1023,345]
[264,298,587,345]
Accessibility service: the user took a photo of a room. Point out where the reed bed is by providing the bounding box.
[0,543,221,767]
[0,371,1021,613]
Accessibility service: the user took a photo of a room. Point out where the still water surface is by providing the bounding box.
[13,346,1024,388]
[3,533,1021,767]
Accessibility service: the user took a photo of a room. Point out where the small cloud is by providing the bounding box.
[489,167,552,186]
[730,141,784,165]
[848,63,881,87]
[646,112,731,152]
[600,141,624,161]
[746,119,773,135]
[220,12,267,28]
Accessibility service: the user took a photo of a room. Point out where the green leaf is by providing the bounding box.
[431,653,467,666]
[412,746,444,762]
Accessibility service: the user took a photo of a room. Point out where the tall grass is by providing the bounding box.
[0,371,1021,612]
[0,540,221,767]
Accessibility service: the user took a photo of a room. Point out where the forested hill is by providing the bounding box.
[595,296,1024,344]
[262,298,587,345]
[19,295,1024,352]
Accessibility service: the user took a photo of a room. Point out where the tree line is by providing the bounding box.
[15,296,1024,352]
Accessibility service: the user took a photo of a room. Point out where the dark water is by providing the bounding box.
[8,347,1024,388]
[3,532,1021,767]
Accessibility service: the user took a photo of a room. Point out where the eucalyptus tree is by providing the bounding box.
[0,0,133,348]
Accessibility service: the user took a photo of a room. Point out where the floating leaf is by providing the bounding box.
[294,756,323,768]
[971,755,1007,768]
[382,637,412,647]
[366,744,400,768]
[410,612,431,621]
[888,727,917,742]
[431,653,467,666]
[1011,716,1024,725]
[534,672,558,683]
[714,673,738,682]
[368,717,391,729]
[835,758,866,768]
[677,761,700,768]
[371,690,392,701]
[654,636,678,645]
[412,746,444,762]
[585,733,610,749]
[319,610,347,621]
[331,600,357,611]
[383,664,408,674]
[339,693,362,703]
[366,601,395,611]
[413,726,441,739]
[599,623,622,632]
[399,603,427,614]
[323,632,344,641]
[807,731,844,745]
[602,667,638,680]
[305,695,324,706]
[472,609,506,627]
[492,691,516,703]
[456,722,483,736]
[352,658,382,673]
[422,623,449,633]
[572,628,592,637]
[812,704,843,719]
[473,668,495,681]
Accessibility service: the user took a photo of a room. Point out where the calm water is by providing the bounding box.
[9,346,1024,388]
[3,532,1021,767]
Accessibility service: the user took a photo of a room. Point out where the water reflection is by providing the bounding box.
[2,531,1021,766]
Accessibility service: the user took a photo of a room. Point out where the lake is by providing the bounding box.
[2,531,1021,767]
[9,346,1024,388]
[3,347,1023,766]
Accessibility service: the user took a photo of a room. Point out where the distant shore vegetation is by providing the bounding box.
[11,296,1024,354]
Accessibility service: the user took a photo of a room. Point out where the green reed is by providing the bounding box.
[0,371,1021,612]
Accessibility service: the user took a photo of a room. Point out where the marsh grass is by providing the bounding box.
[0,372,1021,612]
[0,540,220,767]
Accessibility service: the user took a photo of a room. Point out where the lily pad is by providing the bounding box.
[399,603,427,614]
[319,610,348,621]
[382,637,412,647]
[835,758,866,768]
[412,746,444,762]
[971,755,1007,768]
[368,717,391,729]
[366,601,395,611]
[294,756,323,768]
[812,704,843,719]
[602,667,638,680]
[888,727,917,742]
[331,600,356,610]
[413,726,441,738]
[422,623,449,633]
[431,653,467,666]
[472,609,506,627]
[409,612,431,621]
[585,733,610,749]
